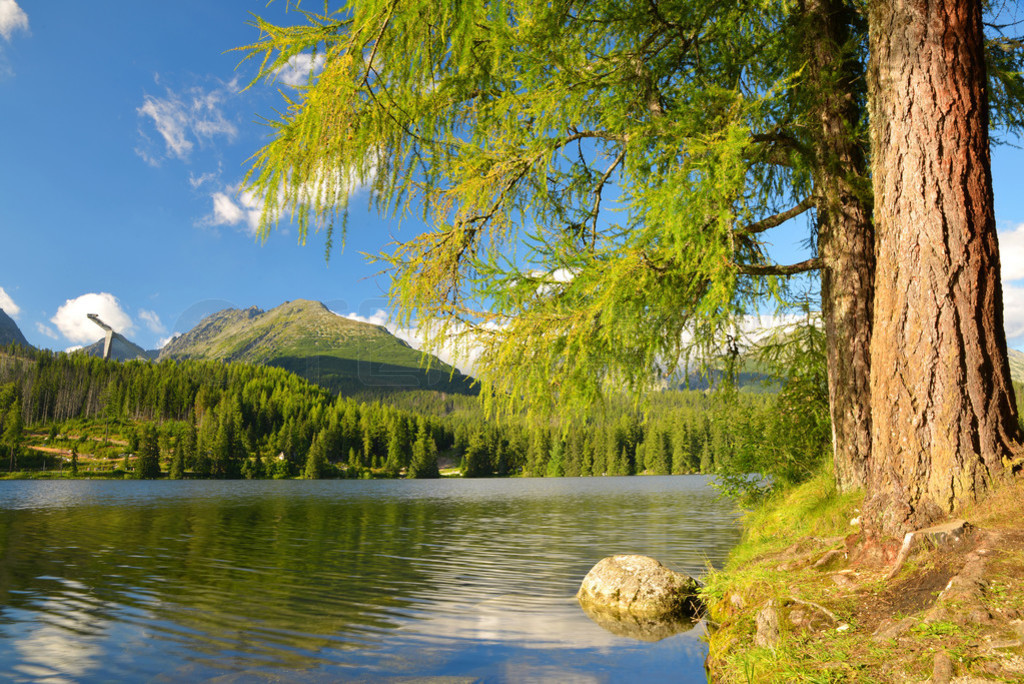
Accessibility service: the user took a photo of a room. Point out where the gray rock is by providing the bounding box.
[754,599,780,648]
[576,554,701,618]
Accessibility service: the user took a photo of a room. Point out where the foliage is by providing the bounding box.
[237,0,847,420]
[714,307,831,503]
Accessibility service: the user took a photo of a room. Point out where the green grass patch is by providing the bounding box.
[725,464,863,569]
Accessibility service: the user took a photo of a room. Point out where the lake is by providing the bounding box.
[0,476,740,682]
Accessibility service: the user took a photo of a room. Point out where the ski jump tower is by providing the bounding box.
[87,314,114,361]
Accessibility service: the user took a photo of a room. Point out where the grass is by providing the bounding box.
[703,469,1024,682]
[719,465,862,569]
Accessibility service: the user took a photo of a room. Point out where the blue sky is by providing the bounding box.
[1,1,1023,355]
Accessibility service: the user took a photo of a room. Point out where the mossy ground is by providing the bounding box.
[702,468,1024,683]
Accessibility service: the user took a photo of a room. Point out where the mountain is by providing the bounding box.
[158,299,476,395]
[1009,348,1024,385]
[80,332,158,362]
[0,309,31,348]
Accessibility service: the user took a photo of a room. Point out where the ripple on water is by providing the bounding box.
[0,476,738,682]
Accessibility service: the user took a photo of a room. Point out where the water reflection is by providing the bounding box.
[579,601,701,642]
[0,477,739,682]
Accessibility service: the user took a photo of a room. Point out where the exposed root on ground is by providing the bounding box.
[706,516,1024,682]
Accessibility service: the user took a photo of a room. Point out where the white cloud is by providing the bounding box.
[138,309,165,334]
[207,186,266,235]
[189,167,221,189]
[272,53,326,87]
[0,286,19,317]
[51,293,134,344]
[136,82,238,163]
[138,94,192,160]
[157,332,180,349]
[0,0,28,42]
[341,308,390,328]
[1004,282,1024,346]
[998,224,1024,283]
[35,322,57,339]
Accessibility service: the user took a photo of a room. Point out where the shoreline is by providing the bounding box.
[701,470,1024,682]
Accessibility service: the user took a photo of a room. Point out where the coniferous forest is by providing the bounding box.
[0,339,930,494]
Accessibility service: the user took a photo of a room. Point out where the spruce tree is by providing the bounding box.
[304,433,327,479]
[136,423,161,479]
[169,446,185,479]
[3,400,22,472]
[408,419,440,479]
[461,432,492,478]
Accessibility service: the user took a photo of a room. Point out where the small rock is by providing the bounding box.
[754,599,780,648]
[968,606,993,625]
[831,573,857,589]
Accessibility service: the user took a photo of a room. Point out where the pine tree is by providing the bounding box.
[645,429,671,476]
[461,431,492,478]
[545,439,565,478]
[169,439,185,480]
[3,400,23,472]
[304,433,327,479]
[525,427,550,477]
[408,419,440,479]
[136,422,161,479]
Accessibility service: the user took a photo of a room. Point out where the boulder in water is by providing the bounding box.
[576,554,701,618]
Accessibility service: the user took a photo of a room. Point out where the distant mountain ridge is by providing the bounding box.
[0,309,31,348]
[158,299,476,395]
[80,333,157,362]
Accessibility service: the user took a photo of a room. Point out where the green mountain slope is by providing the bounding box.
[158,299,476,395]
[1009,348,1024,385]
[0,308,31,348]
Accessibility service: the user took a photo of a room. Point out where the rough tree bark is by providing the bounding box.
[865,0,1023,544]
[805,0,875,493]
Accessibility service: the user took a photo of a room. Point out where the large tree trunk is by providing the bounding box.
[865,0,1023,543]
[805,0,875,493]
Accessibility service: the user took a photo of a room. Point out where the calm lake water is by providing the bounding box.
[0,476,740,682]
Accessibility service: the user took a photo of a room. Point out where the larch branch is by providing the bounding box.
[734,197,816,237]
[589,148,627,236]
[735,257,821,276]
